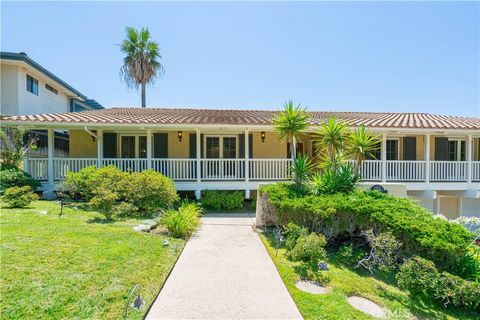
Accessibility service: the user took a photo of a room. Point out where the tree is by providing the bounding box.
[273,101,310,162]
[347,125,380,167]
[0,127,37,168]
[120,27,164,108]
[314,117,349,171]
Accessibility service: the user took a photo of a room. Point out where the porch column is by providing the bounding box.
[425,134,430,183]
[47,128,54,187]
[146,129,152,169]
[195,129,201,199]
[97,129,103,168]
[244,129,250,199]
[381,133,387,182]
[467,134,472,183]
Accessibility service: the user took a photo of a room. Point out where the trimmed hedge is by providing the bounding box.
[200,190,244,211]
[260,183,473,276]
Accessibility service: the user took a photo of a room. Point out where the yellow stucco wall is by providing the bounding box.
[252,131,287,158]
[69,130,97,157]
[168,131,192,158]
[416,135,425,160]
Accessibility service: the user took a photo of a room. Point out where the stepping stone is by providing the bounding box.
[295,280,330,294]
[347,296,386,318]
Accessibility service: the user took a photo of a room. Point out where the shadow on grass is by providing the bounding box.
[87,217,115,224]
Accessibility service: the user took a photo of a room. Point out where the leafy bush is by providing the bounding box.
[289,233,327,264]
[1,186,38,208]
[0,167,40,194]
[284,222,309,251]
[122,170,178,213]
[88,187,118,220]
[112,202,139,219]
[160,202,202,238]
[260,183,472,276]
[200,190,244,211]
[338,243,365,267]
[62,165,101,200]
[397,257,480,311]
[309,163,360,195]
[357,230,402,273]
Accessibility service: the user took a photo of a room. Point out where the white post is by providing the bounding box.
[467,134,472,183]
[47,128,54,187]
[146,129,152,169]
[244,130,250,199]
[97,129,103,168]
[195,129,201,199]
[425,134,430,183]
[381,133,387,183]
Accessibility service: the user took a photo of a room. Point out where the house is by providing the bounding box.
[1,107,479,219]
[0,51,103,156]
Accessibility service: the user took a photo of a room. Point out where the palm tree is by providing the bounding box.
[120,27,164,108]
[272,101,310,162]
[314,117,349,171]
[347,125,380,167]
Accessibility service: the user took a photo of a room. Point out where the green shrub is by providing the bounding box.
[88,188,118,220]
[160,202,202,238]
[289,233,327,264]
[0,167,40,194]
[122,170,178,213]
[397,257,480,311]
[338,243,365,267]
[1,186,38,208]
[200,190,244,211]
[112,202,139,219]
[63,165,100,200]
[284,222,309,251]
[309,163,360,195]
[261,183,472,276]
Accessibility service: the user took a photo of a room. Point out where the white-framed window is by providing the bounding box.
[203,135,238,159]
[119,134,147,158]
[447,139,466,161]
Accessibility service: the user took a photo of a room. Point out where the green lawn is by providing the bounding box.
[260,232,479,320]
[0,201,185,320]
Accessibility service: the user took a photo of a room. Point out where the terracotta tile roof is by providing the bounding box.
[2,107,479,130]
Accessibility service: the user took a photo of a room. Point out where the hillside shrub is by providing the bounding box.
[397,257,480,311]
[0,167,40,194]
[200,190,244,211]
[289,233,327,264]
[160,202,203,238]
[284,222,309,251]
[121,170,178,213]
[1,186,38,208]
[260,182,472,276]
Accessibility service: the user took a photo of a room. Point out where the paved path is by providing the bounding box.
[146,214,302,320]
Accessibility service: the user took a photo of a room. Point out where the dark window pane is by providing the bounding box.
[138,136,147,158]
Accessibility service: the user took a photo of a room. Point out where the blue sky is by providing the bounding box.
[2,1,479,116]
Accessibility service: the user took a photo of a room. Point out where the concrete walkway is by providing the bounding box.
[146,214,302,320]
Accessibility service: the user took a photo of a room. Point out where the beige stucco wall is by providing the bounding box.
[416,135,425,160]
[0,64,19,116]
[69,130,97,157]
[252,131,287,158]
[168,131,192,158]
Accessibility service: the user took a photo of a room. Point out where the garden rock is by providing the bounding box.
[39,210,48,215]
[295,280,330,294]
[142,219,158,229]
[317,262,329,270]
[347,296,386,318]
[133,224,151,232]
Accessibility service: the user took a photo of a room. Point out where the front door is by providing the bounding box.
[204,136,238,178]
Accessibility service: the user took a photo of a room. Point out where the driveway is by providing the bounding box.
[146,213,302,320]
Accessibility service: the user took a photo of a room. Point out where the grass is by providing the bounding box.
[260,231,479,320]
[0,201,185,320]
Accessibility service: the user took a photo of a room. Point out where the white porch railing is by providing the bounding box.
[22,158,479,183]
[385,161,426,181]
[471,161,480,182]
[430,161,467,181]
[250,159,292,180]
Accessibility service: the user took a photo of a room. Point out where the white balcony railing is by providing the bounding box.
[430,161,468,181]
[22,158,479,184]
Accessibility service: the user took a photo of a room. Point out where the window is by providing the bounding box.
[45,84,58,95]
[26,75,38,95]
[447,140,466,161]
[386,139,399,160]
[120,135,147,158]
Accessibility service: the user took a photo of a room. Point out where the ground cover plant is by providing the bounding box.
[261,231,479,320]
[0,200,184,319]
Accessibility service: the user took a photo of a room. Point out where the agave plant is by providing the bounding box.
[311,162,360,195]
[273,101,310,163]
[291,153,312,186]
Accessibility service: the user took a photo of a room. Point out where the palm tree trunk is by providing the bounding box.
[141,82,146,108]
[292,137,297,162]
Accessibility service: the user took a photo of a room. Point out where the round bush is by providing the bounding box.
[1,186,38,208]
[0,167,40,194]
[289,233,327,264]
